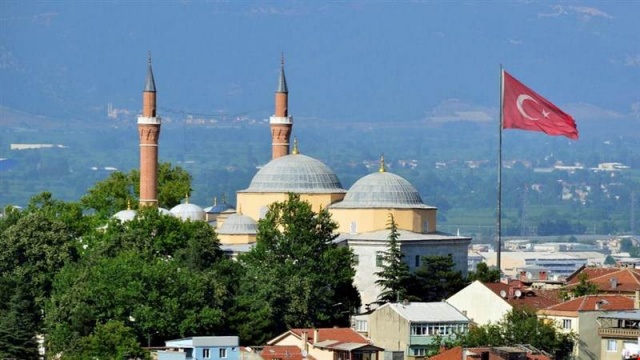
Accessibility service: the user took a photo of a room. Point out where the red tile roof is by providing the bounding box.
[566,267,640,293]
[289,328,369,345]
[260,346,315,360]
[428,346,462,360]
[542,294,635,312]
[482,282,562,310]
[429,346,551,360]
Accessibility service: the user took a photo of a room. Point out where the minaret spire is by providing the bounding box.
[138,53,162,207]
[270,54,293,160]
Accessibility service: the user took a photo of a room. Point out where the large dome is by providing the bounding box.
[217,213,258,235]
[241,154,346,194]
[331,171,434,209]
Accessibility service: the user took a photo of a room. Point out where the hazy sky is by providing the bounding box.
[1,1,639,125]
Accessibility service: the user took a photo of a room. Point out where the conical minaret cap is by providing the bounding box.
[277,54,288,93]
[144,52,156,92]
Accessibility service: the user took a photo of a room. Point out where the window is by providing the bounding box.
[219,348,227,358]
[411,348,427,356]
[607,340,617,352]
[415,255,420,267]
[355,319,368,332]
[203,349,210,358]
[376,252,384,267]
[562,319,572,329]
[422,221,429,233]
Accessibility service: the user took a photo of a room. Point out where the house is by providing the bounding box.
[565,266,640,295]
[597,310,640,360]
[157,336,240,360]
[428,345,552,360]
[446,281,561,326]
[367,302,469,359]
[538,294,636,360]
[267,327,382,360]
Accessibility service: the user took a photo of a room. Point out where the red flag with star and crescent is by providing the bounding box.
[502,70,578,139]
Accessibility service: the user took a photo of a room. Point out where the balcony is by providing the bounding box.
[598,327,640,339]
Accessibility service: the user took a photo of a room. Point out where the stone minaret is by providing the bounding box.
[270,55,293,159]
[138,53,161,207]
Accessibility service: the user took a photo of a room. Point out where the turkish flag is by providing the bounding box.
[502,71,578,139]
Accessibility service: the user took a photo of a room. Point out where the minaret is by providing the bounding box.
[270,54,293,159]
[138,53,161,207]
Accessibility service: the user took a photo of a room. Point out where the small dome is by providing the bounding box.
[242,154,346,193]
[205,202,235,214]
[217,213,258,235]
[331,171,434,209]
[113,209,137,222]
[170,203,206,221]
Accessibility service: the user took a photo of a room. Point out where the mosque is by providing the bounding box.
[121,55,471,307]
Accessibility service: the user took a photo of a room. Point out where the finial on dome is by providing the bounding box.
[222,193,227,203]
[148,51,152,65]
[127,199,131,210]
[213,196,217,206]
[292,137,299,155]
[379,154,386,173]
[281,52,285,66]
[185,194,189,204]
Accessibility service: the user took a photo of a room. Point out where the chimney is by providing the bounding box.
[539,271,547,281]
[313,328,319,345]
[519,271,527,281]
[610,277,618,289]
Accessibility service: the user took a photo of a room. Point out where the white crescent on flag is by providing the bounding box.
[516,94,539,121]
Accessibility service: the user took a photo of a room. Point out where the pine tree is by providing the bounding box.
[375,214,413,304]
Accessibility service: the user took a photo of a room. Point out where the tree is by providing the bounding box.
[571,272,599,297]
[467,262,501,283]
[81,162,192,218]
[45,207,235,353]
[454,308,574,357]
[375,214,413,303]
[412,255,466,302]
[72,320,148,360]
[232,193,360,344]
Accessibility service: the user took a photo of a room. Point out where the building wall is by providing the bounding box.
[600,338,628,360]
[446,281,511,326]
[577,312,601,360]
[350,239,470,307]
[368,306,410,355]
[402,241,469,276]
[237,192,345,221]
[331,208,437,234]
[218,233,256,245]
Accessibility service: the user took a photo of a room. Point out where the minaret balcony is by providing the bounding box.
[269,115,293,125]
[137,116,162,125]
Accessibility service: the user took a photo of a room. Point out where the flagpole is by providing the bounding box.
[497,65,504,275]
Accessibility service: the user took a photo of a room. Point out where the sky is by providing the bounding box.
[1,1,639,126]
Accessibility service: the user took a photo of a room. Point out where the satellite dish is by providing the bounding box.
[515,289,522,298]
[500,290,507,298]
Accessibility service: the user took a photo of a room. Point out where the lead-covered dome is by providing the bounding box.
[170,202,206,221]
[217,213,258,235]
[113,209,137,222]
[331,171,434,209]
[241,154,346,194]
